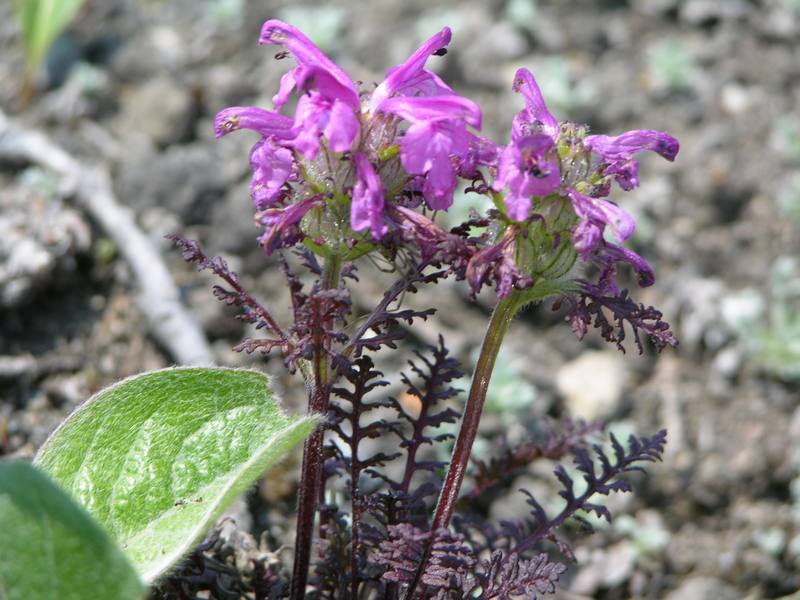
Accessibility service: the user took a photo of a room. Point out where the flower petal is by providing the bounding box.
[292,93,326,158]
[249,139,294,209]
[391,205,448,260]
[258,195,321,254]
[214,106,295,139]
[350,153,387,239]
[571,218,603,260]
[512,68,558,138]
[370,27,453,110]
[398,119,470,210]
[604,243,655,287]
[294,65,360,108]
[596,198,636,242]
[398,121,444,174]
[567,188,636,256]
[323,99,360,153]
[422,156,456,210]
[494,134,560,220]
[379,95,481,129]
[259,20,357,98]
[465,226,531,298]
[603,158,639,191]
[290,91,359,159]
[585,130,679,162]
[459,133,500,177]
[503,187,532,222]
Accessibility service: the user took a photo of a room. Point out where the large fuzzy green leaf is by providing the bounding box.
[12,0,86,77]
[35,367,317,583]
[0,460,145,600]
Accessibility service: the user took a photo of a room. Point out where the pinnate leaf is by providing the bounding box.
[0,460,145,600]
[34,367,317,583]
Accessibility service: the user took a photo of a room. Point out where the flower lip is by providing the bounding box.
[370,27,454,111]
[585,130,680,162]
[248,138,294,209]
[459,133,500,177]
[293,65,361,108]
[378,95,482,129]
[567,188,636,257]
[605,243,655,288]
[512,67,558,139]
[259,20,356,95]
[214,106,296,139]
[492,134,560,222]
[258,194,323,254]
[351,152,388,239]
[290,91,360,158]
[583,130,678,193]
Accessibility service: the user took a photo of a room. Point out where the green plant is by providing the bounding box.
[647,39,697,94]
[0,461,145,600]
[12,0,86,99]
[773,116,800,163]
[723,257,800,381]
[7,16,681,598]
[1,368,316,599]
[777,173,800,226]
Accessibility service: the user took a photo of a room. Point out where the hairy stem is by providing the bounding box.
[349,431,362,600]
[433,291,518,527]
[291,253,343,600]
[404,291,520,600]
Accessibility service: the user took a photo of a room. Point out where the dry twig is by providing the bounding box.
[0,110,214,365]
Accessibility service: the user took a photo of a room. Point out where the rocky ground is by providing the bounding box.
[2,0,800,598]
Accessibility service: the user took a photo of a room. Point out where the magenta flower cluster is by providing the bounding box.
[216,21,483,243]
[215,19,678,301]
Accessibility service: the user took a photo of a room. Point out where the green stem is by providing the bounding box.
[403,290,521,600]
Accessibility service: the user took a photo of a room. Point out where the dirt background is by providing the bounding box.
[1,0,800,598]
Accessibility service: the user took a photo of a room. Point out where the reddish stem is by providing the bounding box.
[290,254,342,600]
[403,292,518,599]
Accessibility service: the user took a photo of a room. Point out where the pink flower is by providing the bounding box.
[350,153,387,239]
[493,134,560,221]
[585,130,679,191]
[214,107,296,209]
[259,21,361,159]
[378,95,481,210]
[566,189,635,260]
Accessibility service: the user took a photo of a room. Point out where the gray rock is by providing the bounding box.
[680,0,750,25]
[711,344,744,379]
[0,175,91,308]
[524,6,566,52]
[118,75,194,146]
[556,351,628,421]
[571,541,636,594]
[757,2,799,40]
[206,180,262,255]
[663,576,739,600]
[458,21,528,87]
[631,0,681,17]
[117,143,242,220]
[0,238,51,307]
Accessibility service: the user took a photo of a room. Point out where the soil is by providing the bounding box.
[1,0,799,598]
